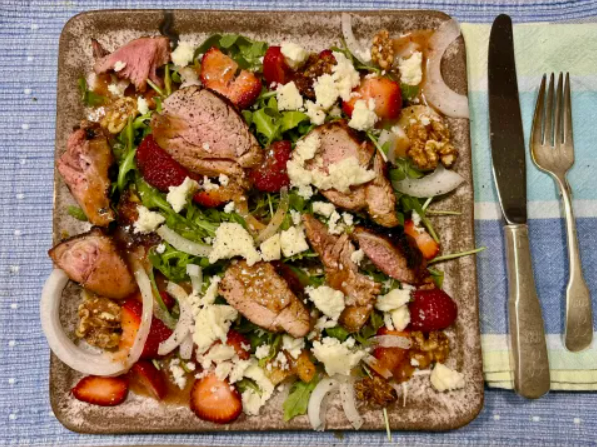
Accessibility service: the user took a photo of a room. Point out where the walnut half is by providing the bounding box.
[406,117,458,171]
[76,292,122,349]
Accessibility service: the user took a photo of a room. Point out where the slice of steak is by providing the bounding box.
[219,261,311,338]
[364,151,400,227]
[49,228,138,299]
[93,37,170,92]
[58,123,114,226]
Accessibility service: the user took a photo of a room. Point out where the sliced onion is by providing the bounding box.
[158,292,194,356]
[256,187,289,244]
[392,165,465,198]
[130,267,158,363]
[179,333,194,360]
[186,263,203,295]
[308,377,339,431]
[363,355,393,380]
[166,281,188,302]
[342,13,371,63]
[235,197,266,232]
[392,383,408,407]
[157,225,211,257]
[40,268,153,376]
[422,20,469,118]
[371,335,412,349]
[339,378,363,430]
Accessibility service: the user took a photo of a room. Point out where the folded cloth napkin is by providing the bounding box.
[462,22,597,390]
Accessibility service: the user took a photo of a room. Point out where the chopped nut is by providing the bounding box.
[75,291,122,349]
[100,97,138,134]
[354,375,398,407]
[408,331,450,369]
[293,52,336,100]
[406,116,458,170]
[371,30,394,70]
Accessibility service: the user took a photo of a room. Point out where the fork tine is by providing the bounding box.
[531,75,546,149]
[543,73,555,146]
[564,72,574,145]
[554,73,564,145]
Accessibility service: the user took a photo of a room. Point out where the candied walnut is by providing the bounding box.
[100,97,138,134]
[406,117,458,171]
[408,330,450,369]
[355,375,398,407]
[371,30,395,70]
[115,189,162,249]
[75,292,122,349]
[293,52,336,100]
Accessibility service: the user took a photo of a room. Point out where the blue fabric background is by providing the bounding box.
[2,1,597,446]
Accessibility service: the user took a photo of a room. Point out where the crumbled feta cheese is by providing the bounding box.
[201,176,219,191]
[411,210,424,232]
[297,185,314,199]
[311,337,366,376]
[348,99,378,131]
[290,209,301,226]
[156,243,166,254]
[294,132,321,162]
[376,288,412,312]
[137,96,149,115]
[384,312,395,330]
[430,363,465,392]
[240,360,275,415]
[223,201,235,214]
[279,226,309,257]
[113,60,127,72]
[306,285,345,321]
[219,174,229,186]
[171,41,195,67]
[350,249,365,266]
[273,351,290,370]
[209,223,261,266]
[327,210,344,235]
[86,72,97,90]
[305,100,326,125]
[242,389,263,415]
[259,234,281,261]
[193,304,238,354]
[107,81,127,97]
[391,306,411,331]
[411,358,420,367]
[331,52,361,101]
[133,205,165,234]
[166,177,199,213]
[329,105,343,117]
[277,81,303,111]
[342,212,354,226]
[316,157,376,193]
[281,42,309,69]
[282,335,305,359]
[169,358,187,389]
[179,66,201,88]
[215,362,233,380]
[398,51,423,86]
[314,315,337,332]
[312,201,335,218]
[255,344,271,360]
[313,74,339,109]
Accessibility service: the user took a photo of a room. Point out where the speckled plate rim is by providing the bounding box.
[50,8,484,434]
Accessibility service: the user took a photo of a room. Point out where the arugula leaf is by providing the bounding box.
[237,378,261,394]
[283,376,320,422]
[428,267,444,288]
[354,310,384,345]
[149,244,209,283]
[67,206,88,221]
[247,96,313,145]
[389,157,424,182]
[400,84,420,101]
[77,77,106,107]
[193,34,268,71]
[280,111,309,133]
[258,334,282,368]
[325,326,350,342]
[135,177,171,213]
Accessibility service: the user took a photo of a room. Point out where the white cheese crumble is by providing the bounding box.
[255,344,271,360]
[312,201,335,218]
[179,66,201,88]
[398,51,423,86]
[306,285,345,321]
[209,223,261,266]
[350,249,365,266]
[313,74,339,109]
[166,177,199,213]
[171,41,195,67]
[133,205,165,234]
[279,226,309,257]
[276,81,304,111]
[311,337,366,376]
[281,42,309,69]
[201,176,219,191]
[305,100,326,125]
[282,335,305,359]
[156,243,166,254]
[411,210,424,232]
[348,98,378,131]
[113,60,127,72]
[259,234,281,261]
[169,358,187,389]
[193,304,238,354]
[290,209,301,226]
[137,96,149,115]
[327,210,344,235]
[240,360,275,415]
[219,174,230,186]
[107,82,127,97]
[430,363,465,392]
[294,132,321,162]
[375,288,411,312]
[390,306,411,331]
[223,201,235,214]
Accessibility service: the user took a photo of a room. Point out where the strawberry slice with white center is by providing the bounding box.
[190,372,242,424]
[72,375,129,406]
[343,77,403,120]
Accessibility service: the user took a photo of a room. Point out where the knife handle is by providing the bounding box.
[504,224,550,399]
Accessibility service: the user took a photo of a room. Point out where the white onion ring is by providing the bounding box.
[371,335,413,349]
[40,268,153,376]
[378,130,398,165]
[341,13,371,63]
[235,197,266,233]
[256,187,289,244]
[186,263,203,295]
[422,20,469,118]
[392,164,465,198]
[158,293,194,356]
[339,378,363,430]
[157,226,211,257]
[308,377,339,431]
[179,334,194,360]
[363,355,393,380]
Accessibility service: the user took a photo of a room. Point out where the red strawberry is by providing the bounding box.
[403,219,440,260]
[248,140,291,192]
[136,134,191,192]
[131,360,167,400]
[200,47,261,109]
[263,46,294,87]
[159,290,176,310]
[372,327,410,380]
[224,329,251,360]
[343,77,402,120]
[72,375,128,406]
[408,289,457,332]
[190,372,242,424]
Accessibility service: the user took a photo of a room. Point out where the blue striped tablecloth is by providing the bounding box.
[2,1,597,446]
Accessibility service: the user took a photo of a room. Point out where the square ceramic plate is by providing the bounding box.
[50,9,483,434]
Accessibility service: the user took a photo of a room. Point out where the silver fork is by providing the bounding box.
[531,73,593,352]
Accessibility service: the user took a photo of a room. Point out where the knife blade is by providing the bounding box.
[488,14,550,399]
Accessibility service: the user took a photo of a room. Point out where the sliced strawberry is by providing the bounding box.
[131,360,167,400]
[248,140,291,192]
[343,77,402,120]
[263,46,294,87]
[72,375,128,406]
[159,290,176,310]
[224,329,251,360]
[136,134,192,192]
[190,372,242,424]
[200,47,261,109]
[403,219,440,260]
[408,288,457,332]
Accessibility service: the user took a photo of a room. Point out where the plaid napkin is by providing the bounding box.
[463,22,597,390]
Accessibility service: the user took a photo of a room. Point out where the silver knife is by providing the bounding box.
[488,14,550,399]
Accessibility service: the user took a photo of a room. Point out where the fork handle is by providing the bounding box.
[505,224,550,398]
[554,175,594,352]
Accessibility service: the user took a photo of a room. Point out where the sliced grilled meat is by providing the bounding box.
[219,261,311,338]
[49,228,138,299]
[351,225,428,285]
[302,214,381,332]
[57,124,114,226]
